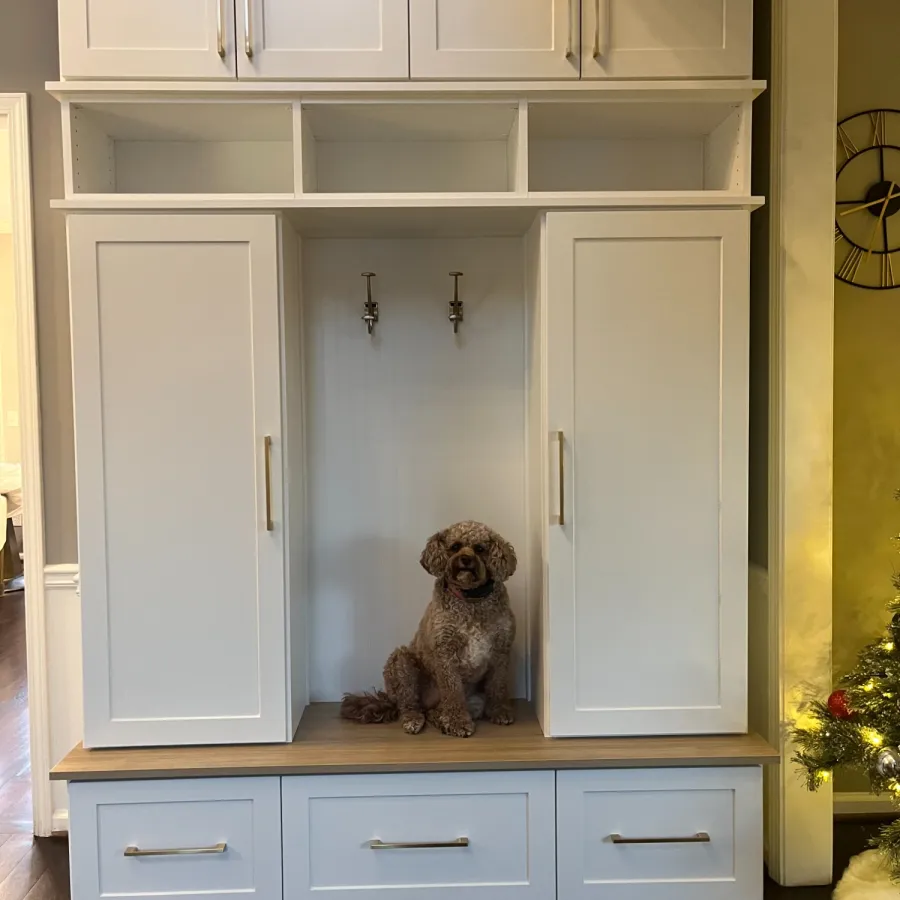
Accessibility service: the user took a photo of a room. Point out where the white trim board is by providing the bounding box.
[45,563,81,836]
[0,94,51,837]
[47,80,768,101]
[833,792,896,817]
[763,0,838,887]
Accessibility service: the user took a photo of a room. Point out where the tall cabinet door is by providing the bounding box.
[581,0,752,78]
[69,214,288,748]
[237,0,409,79]
[58,0,236,79]
[409,0,579,80]
[544,210,749,737]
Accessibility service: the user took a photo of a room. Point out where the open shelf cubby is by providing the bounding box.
[67,101,296,195]
[527,100,749,194]
[298,102,524,195]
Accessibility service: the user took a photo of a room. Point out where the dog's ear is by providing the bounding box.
[488,534,517,582]
[420,531,447,578]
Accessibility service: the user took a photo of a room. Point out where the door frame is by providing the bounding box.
[760,0,838,886]
[0,94,52,836]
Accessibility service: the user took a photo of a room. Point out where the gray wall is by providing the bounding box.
[748,0,771,569]
[0,0,77,562]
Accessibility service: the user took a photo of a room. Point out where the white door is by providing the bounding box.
[544,210,749,736]
[409,0,579,80]
[58,0,236,79]
[237,0,409,79]
[582,0,751,78]
[68,214,288,748]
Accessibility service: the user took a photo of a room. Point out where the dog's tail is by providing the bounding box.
[339,689,399,724]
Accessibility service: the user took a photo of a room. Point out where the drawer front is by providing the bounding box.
[69,778,282,900]
[282,771,556,900]
[557,768,762,900]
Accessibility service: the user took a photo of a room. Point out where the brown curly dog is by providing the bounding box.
[340,521,517,737]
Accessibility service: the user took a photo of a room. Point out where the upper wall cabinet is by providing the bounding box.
[237,0,409,80]
[58,0,236,80]
[582,0,752,78]
[409,0,579,80]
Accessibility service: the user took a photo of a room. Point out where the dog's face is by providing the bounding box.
[420,521,517,592]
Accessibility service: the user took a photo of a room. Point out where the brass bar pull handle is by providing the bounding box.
[369,838,470,850]
[243,0,253,58]
[565,0,575,59]
[593,0,606,58]
[556,430,565,526]
[264,436,274,532]
[216,0,226,58]
[610,832,710,845]
[125,842,227,857]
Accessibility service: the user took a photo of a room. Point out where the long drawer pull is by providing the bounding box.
[125,842,227,857]
[610,832,710,845]
[368,838,470,850]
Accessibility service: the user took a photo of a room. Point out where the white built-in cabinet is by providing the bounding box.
[65,206,749,746]
[57,0,753,81]
[533,210,749,737]
[58,0,237,80]
[582,0,752,79]
[68,214,304,748]
[237,0,409,80]
[408,0,578,81]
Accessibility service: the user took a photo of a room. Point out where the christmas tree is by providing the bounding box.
[792,489,900,877]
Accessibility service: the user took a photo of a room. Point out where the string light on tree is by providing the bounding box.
[791,488,900,878]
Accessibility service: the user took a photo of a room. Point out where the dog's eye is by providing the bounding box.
[473,544,485,554]
[449,542,462,552]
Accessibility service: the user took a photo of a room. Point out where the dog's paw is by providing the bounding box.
[487,704,515,726]
[434,709,475,738]
[401,712,425,735]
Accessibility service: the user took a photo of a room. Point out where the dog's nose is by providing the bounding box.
[458,554,475,569]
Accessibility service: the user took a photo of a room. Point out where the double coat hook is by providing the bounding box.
[448,271,464,334]
[361,272,378,336]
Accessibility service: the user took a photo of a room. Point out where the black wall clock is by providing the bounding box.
[835,108,900,290]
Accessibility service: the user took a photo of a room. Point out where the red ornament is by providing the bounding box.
[828,689,853,720]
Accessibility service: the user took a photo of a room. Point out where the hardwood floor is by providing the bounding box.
[0,592,69,900]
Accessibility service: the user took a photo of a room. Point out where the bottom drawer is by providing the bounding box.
[282,771,556,900]
[69,778,282,900]
[557,767,762,900]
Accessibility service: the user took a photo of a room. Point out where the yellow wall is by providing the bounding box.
[0,235,19,466]
[0,122,19,467]
[833,0,900,684]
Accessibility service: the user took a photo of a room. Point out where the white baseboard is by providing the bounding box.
[834,791,897,816]
[51,809,69,834]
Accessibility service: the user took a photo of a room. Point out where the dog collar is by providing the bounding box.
[447,578,496,601]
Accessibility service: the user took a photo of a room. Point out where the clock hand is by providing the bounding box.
[867,182,897,260]
[840,187,900,216]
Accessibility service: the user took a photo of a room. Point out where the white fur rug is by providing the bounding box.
[834,850,900,898]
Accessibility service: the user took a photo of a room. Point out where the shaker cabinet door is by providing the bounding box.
[237,0,409,79]
[543,210,749,737]
[582,0,752,78]
[409,0,579,80]
[68,214,288,747]
[58,0,236,79]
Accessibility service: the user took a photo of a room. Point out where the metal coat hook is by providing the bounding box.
[448,271,464,334]
[361,272,378,336]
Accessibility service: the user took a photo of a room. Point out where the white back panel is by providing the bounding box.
[303,238,528,700]
[529,139,704,192]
